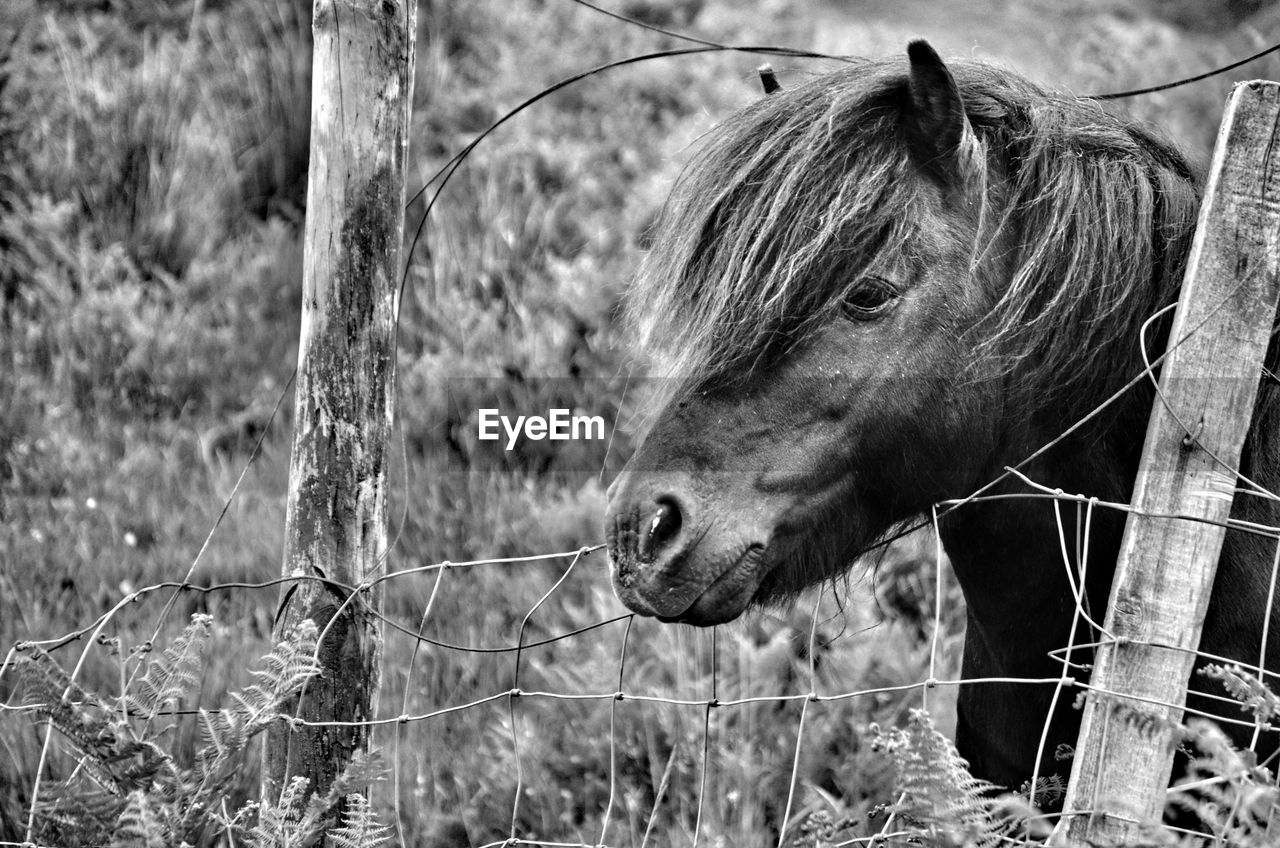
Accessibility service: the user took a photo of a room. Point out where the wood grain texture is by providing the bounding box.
[1056,81,1280,844]
[262,0,416,808]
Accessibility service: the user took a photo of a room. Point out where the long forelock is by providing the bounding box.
[628,56,1202,417]
[627,60,931,408]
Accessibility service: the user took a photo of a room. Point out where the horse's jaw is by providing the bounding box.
[611,541,771,626]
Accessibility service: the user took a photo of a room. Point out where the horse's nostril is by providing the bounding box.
[643,497,683,560]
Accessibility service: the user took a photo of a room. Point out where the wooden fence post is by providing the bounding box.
[262,0,416,806]
[1055,80,1280,843]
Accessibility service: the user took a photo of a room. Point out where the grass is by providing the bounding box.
[2,0,1278,845]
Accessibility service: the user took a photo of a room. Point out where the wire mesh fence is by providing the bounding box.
[0,537,961,846]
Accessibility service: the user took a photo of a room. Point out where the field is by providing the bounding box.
[2,0,1279,845]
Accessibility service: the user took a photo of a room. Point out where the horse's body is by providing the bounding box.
[604,41,1280,798]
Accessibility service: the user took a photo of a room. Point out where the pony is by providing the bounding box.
[603,40,1280,801]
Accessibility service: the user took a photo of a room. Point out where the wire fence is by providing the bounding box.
[0,543,967,847]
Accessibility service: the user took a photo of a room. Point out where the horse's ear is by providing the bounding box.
[903,40,979,186]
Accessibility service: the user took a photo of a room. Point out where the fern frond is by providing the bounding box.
[234,620,322,730]
[20,648,116,758]
[314,748,388,811]
[1167,719,1279,841]
[251,775,312,848]
[288,749,390,843]
[180,624,321,843]
[20,645,91,704]
[20,641,182,800]
[1202,664,1280,724]
[188,622,322,790]
[871,710,1029,848]
[18,618,345,848]
[251,619,322,701]
[107,736,177,795]
[126,613,211,723]
[326,794,391,848]
[1018,774,1065,809]
[30,780,123,846]
[109,789,167,848]
[195,706,237,767]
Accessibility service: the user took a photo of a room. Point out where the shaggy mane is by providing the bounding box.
[628,55,1201,415]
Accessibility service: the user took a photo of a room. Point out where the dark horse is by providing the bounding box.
[604,41,1280,799]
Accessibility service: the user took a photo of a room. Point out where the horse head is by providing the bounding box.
[607,41,1048,626]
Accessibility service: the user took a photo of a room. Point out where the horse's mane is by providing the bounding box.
[628,55,1202,416]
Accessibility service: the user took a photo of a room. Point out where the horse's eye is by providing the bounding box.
[840,278,900,321]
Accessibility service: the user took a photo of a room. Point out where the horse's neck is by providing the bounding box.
[941,491,1127,670]
[938,404,1280,786]
[1207,394,1280,677]
[941,421,1133,649]
[936,448,1131,790]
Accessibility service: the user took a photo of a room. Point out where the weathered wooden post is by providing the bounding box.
[263,0,416,805]
[1056,80,1280,843]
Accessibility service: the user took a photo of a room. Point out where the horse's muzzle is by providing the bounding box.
[605,471,769,625]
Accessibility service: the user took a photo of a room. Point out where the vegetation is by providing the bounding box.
[14,616,394,846]
[3,0,1280,845]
